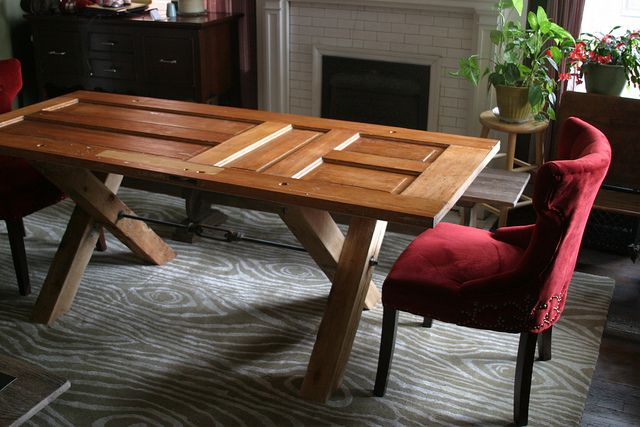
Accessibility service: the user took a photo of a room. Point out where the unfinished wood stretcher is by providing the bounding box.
[0,91,499,403]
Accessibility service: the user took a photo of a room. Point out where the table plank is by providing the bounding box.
[189,121,293,166]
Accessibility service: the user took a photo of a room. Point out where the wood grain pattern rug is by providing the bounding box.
[0,188,614,426]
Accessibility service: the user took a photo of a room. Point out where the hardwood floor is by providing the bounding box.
[577,248,640,426]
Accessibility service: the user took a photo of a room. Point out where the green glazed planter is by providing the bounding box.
[583,64,627,96]
[495,85,532,123]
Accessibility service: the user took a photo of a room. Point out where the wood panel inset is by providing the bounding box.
[346,136,443,162]
[302,163,413,194]
[265,129,360,178]
[322,150,426,175]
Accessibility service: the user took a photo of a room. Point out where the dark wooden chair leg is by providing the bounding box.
[95,227,108,252]
[537,327,552,361]
[6,218,31,296]
[374,306,399,397]
[514,332,537,426]
[421,317,432,328]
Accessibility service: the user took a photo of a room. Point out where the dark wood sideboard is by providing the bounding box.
[555,91,640,256]
[27,12,241,104]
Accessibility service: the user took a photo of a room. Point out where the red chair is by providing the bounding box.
[0,59,106,296]
[373,117,611,426]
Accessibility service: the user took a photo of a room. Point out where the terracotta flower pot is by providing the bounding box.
[495,85,532,123]
[583,64,627,96]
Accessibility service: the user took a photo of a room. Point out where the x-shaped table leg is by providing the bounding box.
[31,164,176,325]
[281,206,387,402]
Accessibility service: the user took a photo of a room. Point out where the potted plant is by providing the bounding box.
[453,0,574,122]
[566,28,640,96]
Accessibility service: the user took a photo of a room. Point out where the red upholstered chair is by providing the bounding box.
[373,117,611,426]
[0,58,107,296]
[0,58,66,295]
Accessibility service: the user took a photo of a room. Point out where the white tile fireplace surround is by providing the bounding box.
[256,0,504,136]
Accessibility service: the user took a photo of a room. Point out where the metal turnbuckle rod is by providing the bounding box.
[116,211,306,252]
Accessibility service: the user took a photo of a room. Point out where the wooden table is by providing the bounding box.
[0,355,70,426]
[0,91,499,402]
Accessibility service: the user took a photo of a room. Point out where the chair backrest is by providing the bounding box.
[522,117,611,331]
[0,58,22,113]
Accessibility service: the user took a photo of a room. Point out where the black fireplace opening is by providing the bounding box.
[321,56,429,130]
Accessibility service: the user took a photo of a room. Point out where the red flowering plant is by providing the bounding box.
[566,27,640,87]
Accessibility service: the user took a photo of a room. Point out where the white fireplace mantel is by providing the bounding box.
[256,0,512,135]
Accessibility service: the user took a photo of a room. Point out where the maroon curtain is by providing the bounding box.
[207,0,257,108]
[547,0,586,38]
[548,0,586,101]
[546,0,586,158]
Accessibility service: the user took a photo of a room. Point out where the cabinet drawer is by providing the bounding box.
[144,36,195,85]
[89,32,134,53]
[37,33,82,75]
[90,58,135,80]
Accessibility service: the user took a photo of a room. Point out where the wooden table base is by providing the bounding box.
[299,216,387,401]
[31,165,176,326]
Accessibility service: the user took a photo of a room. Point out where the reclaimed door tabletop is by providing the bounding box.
[0,91,499,402]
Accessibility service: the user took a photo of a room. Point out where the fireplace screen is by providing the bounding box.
[321,56,429,130]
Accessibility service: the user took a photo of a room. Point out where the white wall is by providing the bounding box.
[0,0,13,59]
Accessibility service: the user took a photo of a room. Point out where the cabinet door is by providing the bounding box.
[32,28,85,98]
[143,34,195,85]
[34,31,83,76]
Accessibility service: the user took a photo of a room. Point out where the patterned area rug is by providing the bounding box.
[0,188,614,426]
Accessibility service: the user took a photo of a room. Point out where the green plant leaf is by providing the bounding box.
[528,85,544,107]
[517,63,532,74]
[547,106,556,121]
[527,11,538,30]
[488,72,506,87]
[549,23,575,43]
[511,0,523,15]
[450,56,480,86]
[545,56,559,72]
[536,6,548,26]
[540,20,552,34]
[547,46,562,67]
[504,63,522,84]
[490,30,504,45]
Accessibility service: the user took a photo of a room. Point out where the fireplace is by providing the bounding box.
[256,0,501,136]
[321,55,429,130]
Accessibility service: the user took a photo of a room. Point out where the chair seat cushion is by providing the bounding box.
[0,156,65,220]
[383,222,530,331]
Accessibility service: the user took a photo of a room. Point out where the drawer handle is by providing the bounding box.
[103,68,118,73]
[101,41,117,47]
[159,59,178,65]
[48,50,67,56]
